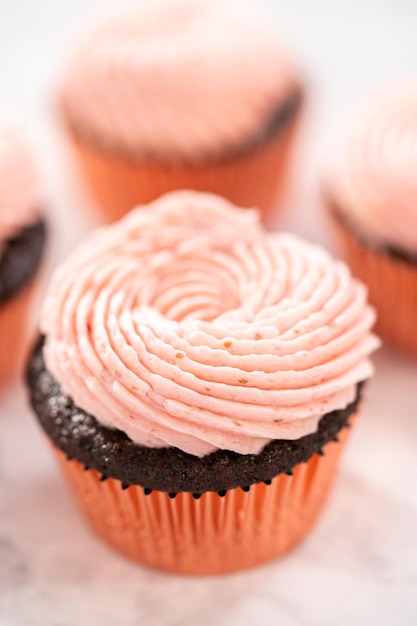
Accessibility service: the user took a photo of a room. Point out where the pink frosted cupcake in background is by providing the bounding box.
[27,191,378,575]
[324,84,417,356]
[0,122,46,385]
[58,0,304,224]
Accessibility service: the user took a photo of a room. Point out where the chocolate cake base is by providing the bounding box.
[26,338,363,495]
[0,219,47,302]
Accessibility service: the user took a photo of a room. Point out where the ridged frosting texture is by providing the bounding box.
[41,191,379,457]
[60,0,298,160]
[0,122,40,246]
[328,84,417,254]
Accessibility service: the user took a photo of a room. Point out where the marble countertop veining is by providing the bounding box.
[1,0,417,624]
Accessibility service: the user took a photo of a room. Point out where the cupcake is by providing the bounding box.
[0,122,46,384]
[26,191,378,575]
[324,85,417,356]
[58,0,304,224]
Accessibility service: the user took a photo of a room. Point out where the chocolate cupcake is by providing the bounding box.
[324,84,417,356]
[0,122,46,384]
[58,0,304,223]
[27,191,378,574]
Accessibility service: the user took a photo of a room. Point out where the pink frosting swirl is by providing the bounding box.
[60,0,299,160]
[328,84,417,253]
[41,191,379,457]
[0,122,40,247]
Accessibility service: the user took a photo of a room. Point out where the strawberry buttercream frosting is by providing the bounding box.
[0,122,40,248]
[328,84,417,254]
[41,191,379,457]
[60,0,299,160]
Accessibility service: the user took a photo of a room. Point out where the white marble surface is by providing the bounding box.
[1,0,417,625]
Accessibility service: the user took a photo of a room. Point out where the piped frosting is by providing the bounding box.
[60,0,299,160]
[41,191,379,457]
[328,84,417,254]
[0,122,40,247]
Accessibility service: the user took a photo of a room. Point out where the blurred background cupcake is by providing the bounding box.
[58,0,304,224]
[324,84,417,357]
[27,191,378,575]
[0,121,46,385]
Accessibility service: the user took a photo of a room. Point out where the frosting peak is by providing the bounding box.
[41,191,379,457]
[0,122,40,245]
[328,84,417,253]
[60,0,298,160]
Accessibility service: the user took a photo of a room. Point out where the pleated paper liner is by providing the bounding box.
[54,418,353,576]
[0,276,41,385]
[67,111,301,225]
[330,208,417,357]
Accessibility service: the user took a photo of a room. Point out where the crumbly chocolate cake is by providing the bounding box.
[0,219,46,302]
[27,338,363,496]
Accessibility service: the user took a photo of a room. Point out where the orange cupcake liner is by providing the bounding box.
[54,418,353,575]
[0,277,41,385]
[331,211,417,357]
[68,114,301,225]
